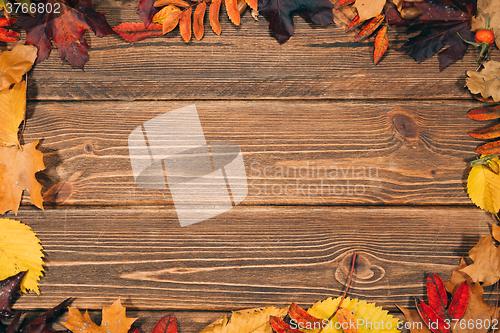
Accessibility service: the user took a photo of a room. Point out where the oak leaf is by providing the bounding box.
[461,235,500,286]
[353,0,385,22]
[466,61,500,103]
[472,0,500,49]
[200,306,289,333]
[0,44,37,92]
[61,298,137,333]
[467,155,500,213]
[0,219,44,294]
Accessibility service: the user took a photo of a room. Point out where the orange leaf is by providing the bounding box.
[468,104,500,120]
[245,0,257,10]
[0,29,20,43]
[154,0,190,7]
[193,2,206,40]
[225,0,240,25]
[373,25,388,64]
[210,0,222,35]
[162,9,183,34]
[269,316,303,333]
[153,5,182,24]
[0,140,45,214]
[179,7,192,42]
[288,303,322,328]
[476,141,500,154]
[0,44,37,92]
[113,22,163,42]
[335,0,355,9]
[336,307,358,333]
[0,81,26,147]
[354,14,384,42]
[346,14,360,32]
[469,123,500,139]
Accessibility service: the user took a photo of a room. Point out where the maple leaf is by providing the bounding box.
[0,44,37,92]
[472,0,500,49]
[0,272,25,319]
[466,61,500,103]
[0,219,44,295]
[387,0,476,71]
[461,235,500,286]
[200,306,289,333]
[258,0,334,43]
[61,298,137,333]
[15,0,116,69]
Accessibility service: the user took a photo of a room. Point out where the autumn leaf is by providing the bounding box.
[374,25,388,64]
[0,44,37,92]
[151,315,178,333]
[287,303,322,329]
[306,297,400,333]
[0,18,20,43]
[269,316,303,333]
[0,272,25,319]
[179,6,192,42]
[461,235,500,286]
[193,2,206,40]
[468,104,500,121]
[467,155,500,212]
[15,0,116,69]
[113,22,163,42]
[466,61,500,103]
[0,81,26,147]
[472,0,500,49]
[0,219,44,294]
[258,0,334,43]
[62,298,137,333]
[209,0,222,35]
[336,307,358,333]
[354,14,384,42]
[200,306,289,333]
[353,0,385,22]
[23,298,72,333]
[138,0,160,26]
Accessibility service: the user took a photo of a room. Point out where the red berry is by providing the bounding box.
[475,29,495,46]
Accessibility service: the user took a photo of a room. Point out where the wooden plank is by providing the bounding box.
[23,100,482,207]
[8,206,494,312]
[22,0,491,101]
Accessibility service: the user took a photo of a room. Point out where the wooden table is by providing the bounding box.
[5,0,498,331]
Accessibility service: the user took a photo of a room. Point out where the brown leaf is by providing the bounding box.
[466,61,500,103]
[396,305,431,333]
[493,223,500,242]
[0,45,37,92]
[353,0,385,22]
[43,171,82,205]
[461,235,500,286]
[472,0,500,49]
[0,140,45,215]
[373,25,388,64]
[0,81,25,147]
[193,2,206,40]
[225,0,240,25]
[179,7,192,42]
[210,0,222,35]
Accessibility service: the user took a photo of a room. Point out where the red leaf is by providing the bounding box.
[415,299,450,333]
[346,14,360,32]
[138,0,160,26]
[152,314,178,333]
[335,0,355,9]
[468,123,500,139]
[373,25,388,65]
[288,303,322,328]
[468,104,500,121]
[179,7,192,42]
[476,141,500,155]
[426,273,448,318]
[128,325,140,333]
[0,28,20,42]
[193,2,206,40]
[269,316,303,333]
[114,22,163,42]
[447,281,469,320]
[16,0,115,69]
[354,14,384,42]
[209,0,222,35]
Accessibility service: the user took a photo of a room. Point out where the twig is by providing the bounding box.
[318,252,357,333]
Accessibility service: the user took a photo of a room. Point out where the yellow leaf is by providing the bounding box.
[0,218,44,294]
[62,298,137,333]
[0,44,37,92]
[0,140,45,214]
[466,61,500,103]
[353,0,385,22]
[307,297,400,333]
[461,235,500,286]
[467,155,500,213]
[200,306,289,333]
[0,81,26,147]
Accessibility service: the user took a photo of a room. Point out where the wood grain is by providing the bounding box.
[21,0,492,101]
[8,206,494,312]
[21,100,484,207]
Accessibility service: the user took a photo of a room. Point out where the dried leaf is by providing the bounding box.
[476,141,500,154]
[468,104,500,120]
[162,8,183,34]
[471,0,500,49]
[0,44,37,92]
[461,235,500,286]
[209,0,222,35]
[61,298,137,333]
[468,123,500,139]
[179,7,192,42]
[373,25,388,64]
[151,314,178,333]
[269,316,303,333]
[225,0,240,25]
[288,303,322,329]
[113,22,163,42]
[245,0,257,11]
[336,0,355,10]
[0,18,20,43]
[346,14,360,31]
[493,223,500,242]
[353,0,385,22]
[0,219,44,294]
[467,155,500,213]
[138,0,159,26]
[354,14,384,41]
[24,298,72,333]
[396,305,430,333]
[0,272,25,319]
[466,61,500,103]
[193,2,206,40]
[154,0,190,7]
[0,81,26,147]
[200,306,289,333]
[153,5,181,23]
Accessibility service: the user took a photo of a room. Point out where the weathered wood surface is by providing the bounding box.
[21,100,484,206]
[22,0,495,101]
[8,206,494,312]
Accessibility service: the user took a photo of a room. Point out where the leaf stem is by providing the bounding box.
[471,154,500,167]
[317,252,357,333]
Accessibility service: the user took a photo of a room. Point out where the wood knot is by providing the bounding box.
[390,111,420,140]
[83,143,94,154]
[335,252,385,285]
